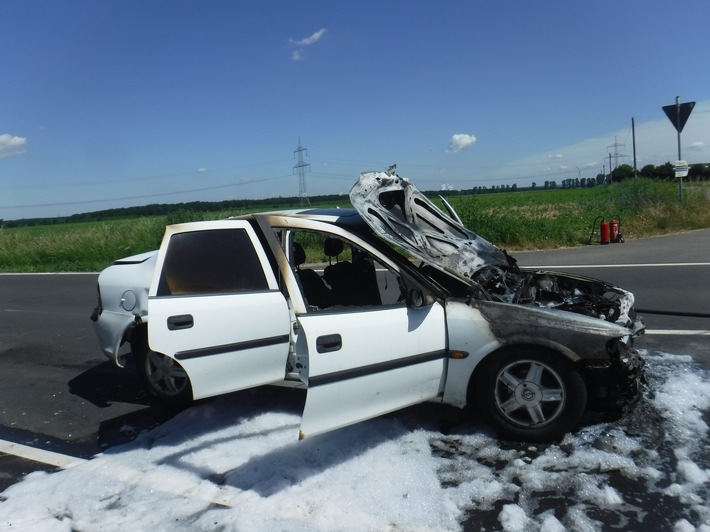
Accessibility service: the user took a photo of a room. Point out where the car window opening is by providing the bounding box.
[288,231,405,311]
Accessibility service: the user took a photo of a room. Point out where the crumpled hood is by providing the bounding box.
[350,170,642,328]
[349,170,511,278]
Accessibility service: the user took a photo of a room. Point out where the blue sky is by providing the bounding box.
[2,1,709,220]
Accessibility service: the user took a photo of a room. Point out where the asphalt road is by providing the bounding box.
[0,273,184,490]
[514,228,710,365]
[0,228,708,491]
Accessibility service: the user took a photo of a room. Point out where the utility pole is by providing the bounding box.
[608,154,612,183]
[293,137,310,206]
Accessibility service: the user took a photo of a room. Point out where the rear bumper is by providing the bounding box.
[90,306,136,367]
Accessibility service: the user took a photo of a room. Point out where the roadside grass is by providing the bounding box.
[445,180,710,250]
[1,179,708,272]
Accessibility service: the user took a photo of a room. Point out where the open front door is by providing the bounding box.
[147,220,291,400]
[297,301,447,438]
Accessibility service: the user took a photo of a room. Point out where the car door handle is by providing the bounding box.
[316,334,342,353]
[167,314,194,330]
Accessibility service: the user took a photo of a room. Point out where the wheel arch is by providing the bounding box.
[127,320,148,356]
[466,342,589,442]
[129,322,194,406]
[466,340,583,408]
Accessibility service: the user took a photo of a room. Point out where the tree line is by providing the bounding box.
[3,161,706,228]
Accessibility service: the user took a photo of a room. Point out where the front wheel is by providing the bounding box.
[472,347,587,442]
[132,328,193,407]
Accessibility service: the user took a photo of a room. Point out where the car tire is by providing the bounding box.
[472,347,587,442]
[132,327,193,407]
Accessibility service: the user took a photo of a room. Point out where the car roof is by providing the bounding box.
[242,207,368,228]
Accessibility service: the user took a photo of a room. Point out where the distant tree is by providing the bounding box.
[655,162,674,180]
[689,163,710,181]
[531,182,537,190]
[640,164,656,177]
[611,164,634,183]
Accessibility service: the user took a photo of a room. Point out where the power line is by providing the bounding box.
[0,174,292,210]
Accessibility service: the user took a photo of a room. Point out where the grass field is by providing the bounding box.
[447,179,710,250]
[1,179,708,272]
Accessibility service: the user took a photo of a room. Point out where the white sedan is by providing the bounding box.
[91,170,645,442]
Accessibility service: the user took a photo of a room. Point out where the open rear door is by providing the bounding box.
[297,302,447,438]
[147,220,291,400]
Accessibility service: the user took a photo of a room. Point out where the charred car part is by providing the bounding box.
[350,170,636,327]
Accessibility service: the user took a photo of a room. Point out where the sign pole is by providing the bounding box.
[676,97,683,202]
[663,97,695,203]
[675,96,681,160]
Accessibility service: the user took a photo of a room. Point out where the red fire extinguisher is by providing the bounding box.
[610,217,619,243]
[600,219,610,245]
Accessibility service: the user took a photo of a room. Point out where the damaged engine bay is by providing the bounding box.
[473,265,634,326]
[350,168,636,327]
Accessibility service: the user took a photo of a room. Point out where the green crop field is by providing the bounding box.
[1,179,708,272]
[445,179,710,250]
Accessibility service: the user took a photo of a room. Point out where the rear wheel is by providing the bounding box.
[132,328,193,406]
[473,347,587,442]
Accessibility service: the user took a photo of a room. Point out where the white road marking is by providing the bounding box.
[645,329,710,336]
[0,439,86,468]
[0,272,97,275]
[524,262,710,269]
[0,438,239,507]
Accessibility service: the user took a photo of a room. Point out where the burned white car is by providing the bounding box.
[91,170,645,442]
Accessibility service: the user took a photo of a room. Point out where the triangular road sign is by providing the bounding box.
[662,101,696,133]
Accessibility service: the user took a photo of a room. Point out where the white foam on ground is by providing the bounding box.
[1,351,709,531]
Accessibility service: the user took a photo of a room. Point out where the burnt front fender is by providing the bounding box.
[472,299,633,362]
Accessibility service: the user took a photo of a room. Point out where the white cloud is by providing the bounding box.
[688,141,707,152]
[446,133,477,153]
[290,28,327,47]
[0,134,27,159]
[197,167,207,173]
[484,99,710,184]
[289,28,327,61]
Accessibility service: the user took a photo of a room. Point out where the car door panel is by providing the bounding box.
[147,220,292,400]
[297,303,447,438]
[149,292,290,400]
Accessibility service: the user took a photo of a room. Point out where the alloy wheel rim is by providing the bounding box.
[494,359,566,428]
[146,351,188,396]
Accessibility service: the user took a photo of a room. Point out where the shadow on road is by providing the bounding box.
[68,356,149,408]
[68,357,189,454]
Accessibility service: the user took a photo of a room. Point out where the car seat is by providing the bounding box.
[323,238,356,305]
[292,242,332,308]
[323,238,381,306]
